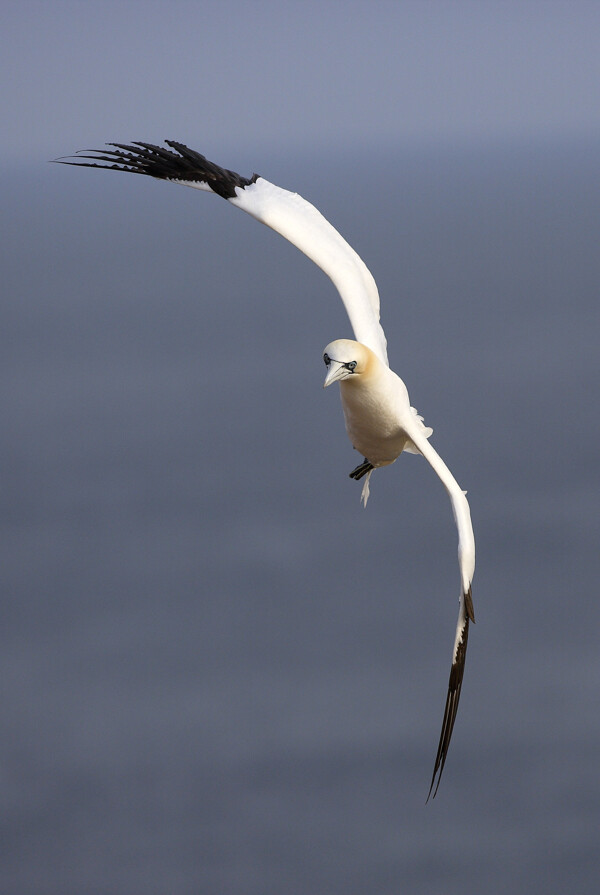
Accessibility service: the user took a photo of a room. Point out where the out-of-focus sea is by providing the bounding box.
[2,137,599,894]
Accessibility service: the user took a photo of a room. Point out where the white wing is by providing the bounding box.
[57,141,388,366]
[402,420,476,800]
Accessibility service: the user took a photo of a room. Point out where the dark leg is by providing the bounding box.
[349,459,374,481]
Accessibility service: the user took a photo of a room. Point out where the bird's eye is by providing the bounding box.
[348,361,357,372]
[323,353,331,366]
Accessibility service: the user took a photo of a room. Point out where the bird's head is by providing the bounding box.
[322,339,371,388]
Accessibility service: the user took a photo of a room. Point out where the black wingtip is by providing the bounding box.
[53,140,260,200]
[426,608,471,802]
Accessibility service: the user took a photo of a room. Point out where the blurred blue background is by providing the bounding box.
[2,2,599,893]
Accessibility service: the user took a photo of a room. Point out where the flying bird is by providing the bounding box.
[56,141,475,798]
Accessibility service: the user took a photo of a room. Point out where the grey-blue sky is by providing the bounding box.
[4,2,600,890]
[4,0,600,163]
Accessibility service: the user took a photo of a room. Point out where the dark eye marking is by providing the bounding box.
[323,353,331,366]
[346,361,357,372]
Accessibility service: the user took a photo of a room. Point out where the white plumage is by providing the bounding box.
[57,141,475,798]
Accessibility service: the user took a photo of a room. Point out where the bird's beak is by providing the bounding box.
[323,361,348,388]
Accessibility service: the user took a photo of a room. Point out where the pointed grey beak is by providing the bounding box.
[323,361,348,388]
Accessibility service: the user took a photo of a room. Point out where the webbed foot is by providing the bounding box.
[349,459,374,481]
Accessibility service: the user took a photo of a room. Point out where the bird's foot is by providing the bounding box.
[349,459,374,480]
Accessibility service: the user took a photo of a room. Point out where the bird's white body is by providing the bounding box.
[59,140,476,798]
[337,345,424,465]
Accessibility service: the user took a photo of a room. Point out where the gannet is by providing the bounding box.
[56,141,475,798]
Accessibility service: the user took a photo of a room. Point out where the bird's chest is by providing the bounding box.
[339,381,408,465]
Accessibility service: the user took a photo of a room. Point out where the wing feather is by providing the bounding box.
[402,421,475,798]
[56,141,388,365]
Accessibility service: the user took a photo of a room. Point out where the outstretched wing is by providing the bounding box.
[56,141,388,366]
[402,421,476,799]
